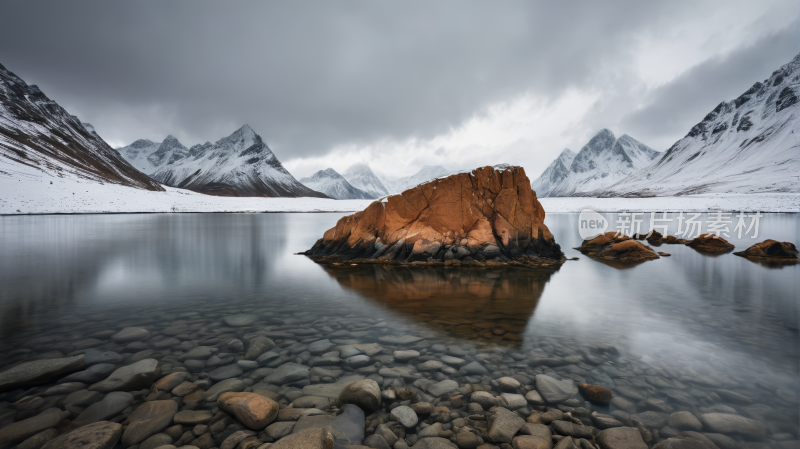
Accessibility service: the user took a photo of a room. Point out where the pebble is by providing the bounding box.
[121,400,179,446]
[390,405,419,428]
[111,327,150,343]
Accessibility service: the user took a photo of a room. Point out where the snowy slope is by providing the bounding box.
[0,62,163,191]
[299,168,374,199]
[391,165,451,193]
[535,129,660,197]
[342,163,391,198]
[597,52,800,197]
[138,125,328,198]
[531,149,576,196]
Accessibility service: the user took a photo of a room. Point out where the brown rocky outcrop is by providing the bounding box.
[733,239,798,263]
[662,235,687,244]
[303,166,564,265]
[685,234,735,254]
[574,232,660,264]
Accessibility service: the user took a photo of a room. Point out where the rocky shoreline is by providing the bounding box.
[0,309,797,449]
[303,255,566,270]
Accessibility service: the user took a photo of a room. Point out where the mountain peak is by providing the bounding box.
[345,162,372,174]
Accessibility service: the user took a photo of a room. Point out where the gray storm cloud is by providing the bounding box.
[0,0,797,174]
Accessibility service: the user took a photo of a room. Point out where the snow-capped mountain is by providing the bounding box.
[530,149,575,196]
[531,129,660,197]
[132,125,328,197]
[299,168,374,199]
[342,163,391,198]
[597,52,800,197]
[118,136,187,174]
[0,62,163,191]
[392,165,451,192]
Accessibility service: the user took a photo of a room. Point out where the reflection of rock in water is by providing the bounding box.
[320,265,558,346]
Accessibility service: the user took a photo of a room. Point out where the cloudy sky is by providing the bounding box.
[1,1,798,179]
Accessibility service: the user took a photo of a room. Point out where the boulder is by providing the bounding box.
[303,166,564,265]
[488,407,525,443]
[40,421,123,449]
[534,375,577,404]
[73,391,134,427]
[699,413,766,438]
[0,355,84,391]
[734,239,798,262]
[575,232,659,263]
[245,336,276,360]
[217,392,279,430]
[685,234,735,254]
[88,358,160,392]
[596,427,648,449]
[338,379,381,412]
[121,400,179,446]
[269,427,335,449]
[0,408,70,446]
[578,383,612,405]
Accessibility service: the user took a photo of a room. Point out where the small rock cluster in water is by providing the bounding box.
[0,308,797,449]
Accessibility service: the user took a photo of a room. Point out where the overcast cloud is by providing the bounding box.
[0,0,798,179]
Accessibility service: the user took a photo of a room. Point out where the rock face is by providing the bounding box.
[734,239,798,262]
[685,234,735,254]
[304,166,564,265]
[0,355,84,392]
[575,232,659,264]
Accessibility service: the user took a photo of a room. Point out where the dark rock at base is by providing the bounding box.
[0,355,85,392]
[685,234,735,255]
[596,427,648,449]
[41,421,123,449]
[578,384,612,405]
[121,400,179,446]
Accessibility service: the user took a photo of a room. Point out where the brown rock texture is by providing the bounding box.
[662,235,687,244]
[578,384,612,405]
[217,392,279,430]
[733,239,798,261]
[574,232,660,264]
[303,166,564,265]
[685,234,735,254]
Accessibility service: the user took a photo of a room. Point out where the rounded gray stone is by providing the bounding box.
[390,405,418,428]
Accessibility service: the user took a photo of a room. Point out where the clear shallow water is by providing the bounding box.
[0,212,798,441]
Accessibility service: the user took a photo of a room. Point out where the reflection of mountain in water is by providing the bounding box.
[320,265,559,346]
[0,214,287,346]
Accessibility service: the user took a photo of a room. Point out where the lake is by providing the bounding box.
[0,212,797,445]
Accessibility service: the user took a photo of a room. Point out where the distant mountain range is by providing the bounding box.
[0,63,163,191]
[118,126,328,198]
[532,51,800,197]
[531,129,660,197]
[595,51,800,196]
[299,168,373,200]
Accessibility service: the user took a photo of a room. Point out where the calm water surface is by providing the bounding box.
[0,212,798,440]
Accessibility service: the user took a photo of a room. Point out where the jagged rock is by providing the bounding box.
[685,234,735,254]
[0,355,84,392]
[575,232,659,264]
[734,239,798,262]
[662,236,687,244]
[303,166,564,266]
